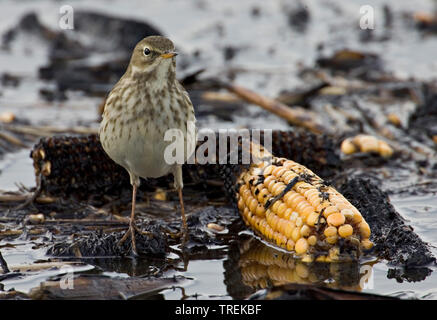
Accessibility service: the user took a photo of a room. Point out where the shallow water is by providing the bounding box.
[1,0,437,299]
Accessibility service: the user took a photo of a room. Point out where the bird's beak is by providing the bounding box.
[160,52,178,59]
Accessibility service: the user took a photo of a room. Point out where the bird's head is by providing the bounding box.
[128,35,177,82]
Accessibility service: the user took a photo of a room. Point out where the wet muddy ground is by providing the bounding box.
[1,0,437,300]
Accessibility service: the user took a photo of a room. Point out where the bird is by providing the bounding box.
[99,35,196,255]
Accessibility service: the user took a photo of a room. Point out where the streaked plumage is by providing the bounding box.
[99,36,196,255]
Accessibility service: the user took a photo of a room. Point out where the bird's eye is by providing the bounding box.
[144,47,151,56]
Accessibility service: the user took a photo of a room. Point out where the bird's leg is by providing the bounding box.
[173,166,188,245]
[119,181,139,256]
[178,187,188,245]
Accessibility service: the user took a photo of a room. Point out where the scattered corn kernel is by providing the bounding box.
[387,113,401,127]
[341,134,394,158]
[0,111,15,123]
[207,223,225,232]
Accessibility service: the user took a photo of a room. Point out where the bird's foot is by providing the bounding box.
[118,220,142,256]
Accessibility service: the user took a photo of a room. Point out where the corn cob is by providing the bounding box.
[236,142,372,262]
[31,130,340,199]
[341,134,393,158]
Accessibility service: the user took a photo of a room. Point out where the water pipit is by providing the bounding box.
[99,36,196,255]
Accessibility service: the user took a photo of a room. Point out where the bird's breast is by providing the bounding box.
[99,86,196,180]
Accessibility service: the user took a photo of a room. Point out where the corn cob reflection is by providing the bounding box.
[235,238,370,292]
[236,142,372,262]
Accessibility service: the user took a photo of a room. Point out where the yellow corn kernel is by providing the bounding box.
[324,226,337,238]
[286,239,295,251]
[237,196,244,211]
[361,239,373,250]
[239,184,249,194]
[282,160,294,169]
[272,166,284,176]
[285,192,301,208]
[263,165,275,177]
[282,190,294,203]
[308,235,317,246]
[359,221,371,238]
[276,218,285,234]
[296,217,303,227]
[290,194,306,209]
[271,215,279,231]
[341,208,354,219]
[359,135,379,153]
[306,212,320,227]
[323,205,339,217]
[271,182,285,196]
[266,179,276,191]
[243,189,251,202]
[300,225,311,237]
[291,228,301,242]
[308,194,321,207]
[341,138,356,155]
[295,238,308,255]
[255,204,265,217]
[327,212,345,227]
[249,198,258,213]
[257,188,269,203]
[338,224,353,238]
[271,200,281,213]
[276,202,287,218]
[284,221,295,238]
[282,171,294,183]
[244,194,252,207]
[379,141,393,158]
[283,208,293,220]
[273,167,286,178]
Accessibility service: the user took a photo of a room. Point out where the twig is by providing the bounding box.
[4,124,98,137]
[223,83,330,134]
[0,131,28,148]
[0,250,10,274]
[0,194,55,204]
[13,174,42,211]
[41,219,128,226]
[201,91,241,103]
